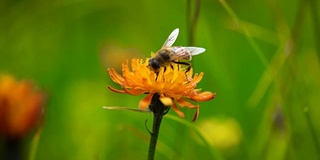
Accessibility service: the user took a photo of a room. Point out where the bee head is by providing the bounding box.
[148,58,160,71]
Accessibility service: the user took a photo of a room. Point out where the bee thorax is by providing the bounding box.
[158,50,171,61]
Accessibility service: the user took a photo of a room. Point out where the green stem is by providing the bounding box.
[219,0,268,66]
[307,0,320,60]
[186,0,201,46]
[147,93,169,160]
[303,108,320,157]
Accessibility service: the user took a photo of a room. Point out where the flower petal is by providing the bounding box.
[107,86,126,94]
[123,87,145,95]
[139,93,154,110]
[171,101,185,118]
[192,107,200,122]
[192,72,204,84]
[176,98,198,109]
[107,68,125,85]
[159,96,173,106]
[190,92,216,102]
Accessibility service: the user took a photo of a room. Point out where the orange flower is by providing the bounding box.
[107,58,215,120]
[0,75,45,137]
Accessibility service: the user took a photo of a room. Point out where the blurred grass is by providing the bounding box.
[1,0,320,159]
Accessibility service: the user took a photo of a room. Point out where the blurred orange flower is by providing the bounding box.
[107,58,215,120]
[0,75,45,137]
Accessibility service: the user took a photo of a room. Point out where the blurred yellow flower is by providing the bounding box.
[107,58,215,120]
[0,75,45,137]
[198,118,242,149]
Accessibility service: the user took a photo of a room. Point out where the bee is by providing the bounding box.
[148,28,206,72]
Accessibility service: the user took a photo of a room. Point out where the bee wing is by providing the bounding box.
[183,47,206,56]
[171,47,192,60]
[162,28,179,48]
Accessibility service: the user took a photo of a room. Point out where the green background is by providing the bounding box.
[1,0,320,159]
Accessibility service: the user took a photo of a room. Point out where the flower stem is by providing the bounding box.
[148,110,163,160]
[4,137,22,160]
[148,93,170,160]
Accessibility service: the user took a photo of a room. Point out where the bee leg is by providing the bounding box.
[164,66,168,72]
[155,71,159,81]
[185,64,191,73]
[170,64,174,70]
[172,61,191,73]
